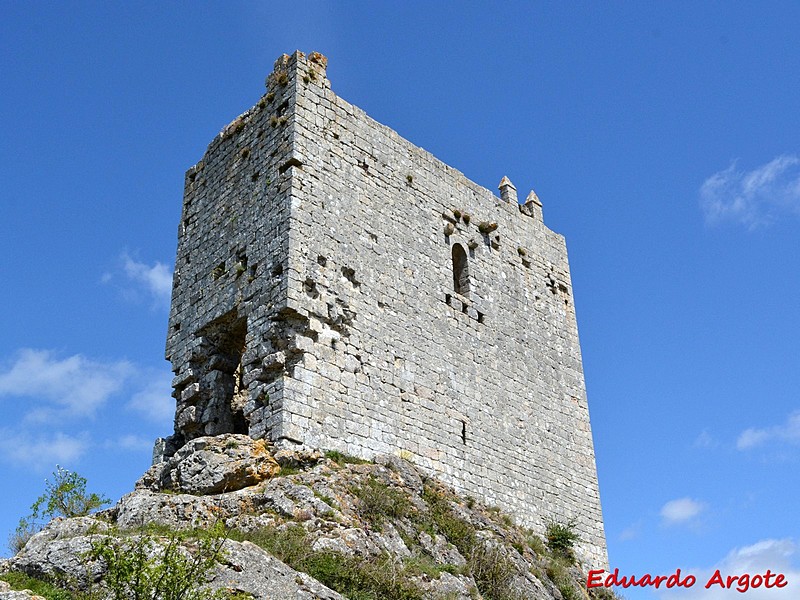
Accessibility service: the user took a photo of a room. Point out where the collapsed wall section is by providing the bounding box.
[274,52,607,567]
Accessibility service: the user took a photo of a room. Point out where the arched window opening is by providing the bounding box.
[452,244,470,296]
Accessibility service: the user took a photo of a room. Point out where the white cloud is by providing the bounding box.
[0,430,89,470]
[619,522,642,541]
[0,348,133,421]
[0,349,171,474]
[737,411,800,450]
[700,154,800,228]
[118,253,173,306]
[128,370,174,424]
[661,497,706,525]
[693,429,717,449]
[737,428,772,450]
[657,539,800,599]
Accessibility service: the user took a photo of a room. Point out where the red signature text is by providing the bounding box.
[587,568,788,593]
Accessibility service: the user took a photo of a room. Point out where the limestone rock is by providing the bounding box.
[212,540,346,600]
[5,437,592,600]
[272,447,324,469]
[6,532,346,600]
[375,453,424,494]
[114,489,220,530]
[136,434,280,495]
[5,517,109,587]
[0,580,46,600]
[418,531,466,567]
[415,572,475,600]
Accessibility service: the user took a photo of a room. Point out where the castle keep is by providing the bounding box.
[164,51,607,566]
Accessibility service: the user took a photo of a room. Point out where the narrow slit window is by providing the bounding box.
[452,244,470,296]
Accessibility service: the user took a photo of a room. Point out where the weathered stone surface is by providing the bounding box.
[5,440,594,600]
[212,540,346,600]
[374,454,424,494]
[416,572,475,600]
[4,517,109,586]
[418,531,466,567]
[137,434,279,495]
[272,447,324,469]
[6,531,346,600]
[162,50,606,567]
[114,489,220,530]
[0,580,46,600]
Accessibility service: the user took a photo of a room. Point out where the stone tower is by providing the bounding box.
[164,51,607,567]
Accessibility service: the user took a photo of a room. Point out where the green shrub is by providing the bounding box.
[277,464,303,476]
[33,466,110,520]
[588,585,625,599]
[234,526,424,600]
[324,450,370,465]
[420,487,476,556]
[402,552,461,579]
[88,522,227,600]
[544,519,580,563]
[10,466,109,555]
[305,552,423,600]
[524,531,547,557]
[313,490,338,508]
[0,571,76,600]
[467,543,520,600]
[546,558,580,600]
[419,486,526,600]
[8,518,40,555]
[352,477,410,530]
[229,524,308,567]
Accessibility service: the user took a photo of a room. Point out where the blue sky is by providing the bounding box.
[2,2,799,598]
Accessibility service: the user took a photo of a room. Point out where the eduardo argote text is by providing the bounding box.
[588,568,788,593]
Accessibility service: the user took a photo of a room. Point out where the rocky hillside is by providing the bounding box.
[1,435,614,600]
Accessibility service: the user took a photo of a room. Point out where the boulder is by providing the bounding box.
[4,517,109,587]
[137,434,280,495]
[212,540,346,600]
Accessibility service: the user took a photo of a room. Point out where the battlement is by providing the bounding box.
[164,51,607,567]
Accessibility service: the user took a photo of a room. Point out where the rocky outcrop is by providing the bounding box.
[214,540,346,600]
[3,517,345,600]
[137,434,280,495]
[1,434,606,600]
[0,581,45,600]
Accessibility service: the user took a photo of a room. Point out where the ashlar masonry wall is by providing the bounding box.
[165,51,607,567]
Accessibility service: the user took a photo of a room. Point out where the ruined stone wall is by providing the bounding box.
[165,56,303,449]
[165,51,606,567]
